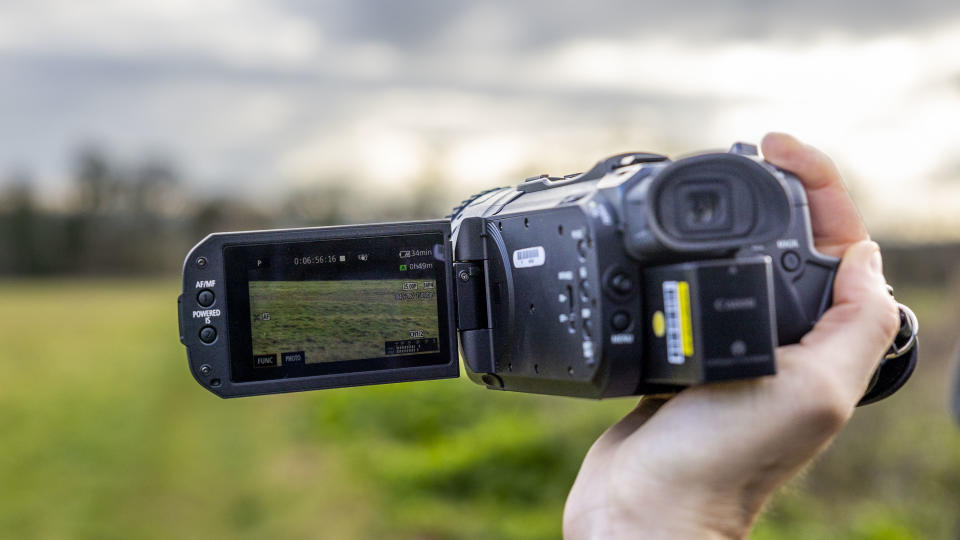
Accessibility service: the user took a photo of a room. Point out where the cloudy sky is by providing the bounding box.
[1,0,959,238]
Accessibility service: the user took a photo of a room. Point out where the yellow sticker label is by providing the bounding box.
[677,281,694,357]
[662,280,694,365]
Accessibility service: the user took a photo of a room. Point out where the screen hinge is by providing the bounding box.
[454,217,487,261]
[454,262,487,331]
[453,261,496,374]
[452,216,495,374]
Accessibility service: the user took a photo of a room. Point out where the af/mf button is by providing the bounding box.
[197,289,215,307]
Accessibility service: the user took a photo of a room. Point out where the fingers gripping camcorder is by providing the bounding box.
[178,143,918,404]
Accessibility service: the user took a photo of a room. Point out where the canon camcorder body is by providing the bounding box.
[178,143,918,404]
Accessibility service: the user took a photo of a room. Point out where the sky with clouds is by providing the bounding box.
[1,0,959,238]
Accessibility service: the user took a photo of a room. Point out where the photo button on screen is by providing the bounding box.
[281,351,305,364]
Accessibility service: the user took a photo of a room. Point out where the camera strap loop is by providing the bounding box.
[885,287,919,361]
[858,288,920,406]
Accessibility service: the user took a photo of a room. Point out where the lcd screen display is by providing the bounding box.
[247,279,441,367]
[223,232,451,382]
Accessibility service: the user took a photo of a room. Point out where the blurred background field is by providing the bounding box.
[2,0,960,538]
[0,272,958,540]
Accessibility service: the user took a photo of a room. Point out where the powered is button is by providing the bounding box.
[199,326,217,344]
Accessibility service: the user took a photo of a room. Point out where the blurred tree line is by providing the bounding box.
[0,147,453,276]
[2,145,959,282]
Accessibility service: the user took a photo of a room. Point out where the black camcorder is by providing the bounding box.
[178,143,918,404]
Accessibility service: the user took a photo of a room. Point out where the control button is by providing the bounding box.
[561,312,576,333]
[197,289,215,307]
[576,238,589,260]
[561,193,585,205]
[613,153,668,166]
[582,318,593,339]
[199,326,217,344]
[781,250,801,272]
[579,279,591,301]
[561,285,574,310]
[611,311,631,332]
[524,174,548,183]
[177,295,185,344]
[729,142,759,156]
[481,373,503,387]
[608,272,634,296]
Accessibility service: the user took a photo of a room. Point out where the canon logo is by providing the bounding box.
[713,297,757,312]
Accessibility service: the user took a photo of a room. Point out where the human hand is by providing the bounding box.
[563,133,901,540]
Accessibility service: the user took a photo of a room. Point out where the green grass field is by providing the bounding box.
[249,280,439,363]
[0,280,958,539]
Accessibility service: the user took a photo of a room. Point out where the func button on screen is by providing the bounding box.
[253,354,278,368]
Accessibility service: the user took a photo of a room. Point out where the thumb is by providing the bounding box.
[780,241,900,404]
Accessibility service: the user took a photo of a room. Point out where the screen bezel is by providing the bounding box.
[181,220,459,398]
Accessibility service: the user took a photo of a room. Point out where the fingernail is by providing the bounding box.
[870,246,883,275]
